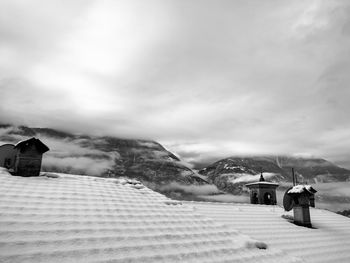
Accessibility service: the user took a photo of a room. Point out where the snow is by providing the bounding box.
[0,169,298,263]
[288,185,306,194]
[2,169,349,263]
[245,181,279,187]
[187,201,350,263]
[13,138,28,148]
[288,185,316,194]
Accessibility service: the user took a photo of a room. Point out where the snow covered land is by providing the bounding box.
[1,168,350,262]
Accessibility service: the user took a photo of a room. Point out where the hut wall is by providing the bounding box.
[0,144,17,169]
[15,144,43,177]
[247,184,278,205]
[257,186,277,205]
[293,205,311,227]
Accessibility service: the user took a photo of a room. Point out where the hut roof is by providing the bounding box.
[0,143,15,148]
[14,137,49,154]
[287,184,317,195]
[245,181,279,188]
[245,173,279,188]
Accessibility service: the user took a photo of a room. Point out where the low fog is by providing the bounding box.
[159,182,221,196]
[0,127,118,176]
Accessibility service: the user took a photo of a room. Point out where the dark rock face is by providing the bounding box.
[199,156,350,194]
[337,209,350,218]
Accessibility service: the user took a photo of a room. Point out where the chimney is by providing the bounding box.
[286,185,317,227]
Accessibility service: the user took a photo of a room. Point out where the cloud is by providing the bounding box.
[39,136,120,175]
[36,134,117,158]
[198,194,250,203]
[0,131,119,176]
[0,127,14,137]
[1,0,350,167]
[42,155,114,176]
[225,173,278,184]
[311,182,350,198]
[159,182,221,195]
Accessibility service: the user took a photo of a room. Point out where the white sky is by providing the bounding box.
[1,0,350,168]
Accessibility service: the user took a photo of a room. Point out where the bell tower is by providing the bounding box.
[245,172,279,205]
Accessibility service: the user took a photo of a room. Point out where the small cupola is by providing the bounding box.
[245,172,279,205]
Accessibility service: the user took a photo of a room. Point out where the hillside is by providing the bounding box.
[0,124,206,198]
[199,156,350,194]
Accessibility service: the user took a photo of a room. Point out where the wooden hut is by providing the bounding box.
[13,137,49,177]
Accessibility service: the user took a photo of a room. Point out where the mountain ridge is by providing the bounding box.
[199,156,350,194]
[2,123,349,199]
[0,124,206,198]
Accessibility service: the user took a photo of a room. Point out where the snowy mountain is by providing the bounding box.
[0,124,206,198]
[199,156,350,194]
[2,124,350,204]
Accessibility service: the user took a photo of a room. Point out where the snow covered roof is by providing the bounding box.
[187,201,350,263]
[14,137,49,154]
[245,181,279,187]
[0,143,15,148]
[287,185,317,195]
[0,169,298,263]
[1,169,349,263]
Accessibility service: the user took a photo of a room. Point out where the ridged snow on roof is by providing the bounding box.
[0,169,299,263]
[188,201,350,263]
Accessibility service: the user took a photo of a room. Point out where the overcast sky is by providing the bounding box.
[1,0,350,167]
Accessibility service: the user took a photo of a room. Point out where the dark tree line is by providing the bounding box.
[337,209,350,217]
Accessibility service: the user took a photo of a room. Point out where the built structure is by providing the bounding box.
[13,137,49,177]
[0,143,17,171]
[245,173,279,205]
[287,185,317,227]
